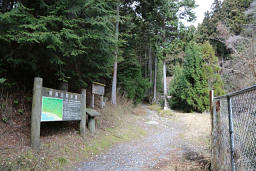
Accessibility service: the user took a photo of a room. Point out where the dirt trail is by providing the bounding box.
[73,105,210,171]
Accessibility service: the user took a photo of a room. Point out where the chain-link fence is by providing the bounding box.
[211,85,256,171]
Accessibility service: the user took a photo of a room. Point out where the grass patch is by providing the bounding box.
[148,104,174,118]
[159,109,174,118]
[84,144,99,155]
[84,126,147,157]
[148,104,162,113]
[57,157,67,165]
[94,135,122,151]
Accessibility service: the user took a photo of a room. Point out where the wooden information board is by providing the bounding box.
[41,88,82,121]
[31,78,86,151]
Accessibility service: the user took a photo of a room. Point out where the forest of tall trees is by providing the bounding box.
[1,0,256,170]
[0,0,196,105]
[0,0,255,111]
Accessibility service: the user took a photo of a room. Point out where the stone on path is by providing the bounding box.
[145,121,159,125]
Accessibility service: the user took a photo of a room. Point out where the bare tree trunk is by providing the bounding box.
[111,2,119,105]
[153,56,157,103]
[148,43,153,96]
[162,21,168,110]
[144,48,147,78]
[163,59,168,110]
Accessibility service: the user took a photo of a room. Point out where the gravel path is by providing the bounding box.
[73,106,207,171]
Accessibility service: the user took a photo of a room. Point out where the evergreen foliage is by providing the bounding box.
[222,0,253,35]
[0,0,116,91]
[169,42,209,112]
[115,3,150,103]
[200,41,225,96]
[118,58,150,104]
[0,0,231,106]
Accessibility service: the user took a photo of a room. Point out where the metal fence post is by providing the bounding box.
[210,90,214,133]
[211,94,217,170]
[209,90,214,170]
[227,95,236,171]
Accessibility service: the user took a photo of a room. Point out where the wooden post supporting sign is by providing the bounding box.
[91,82,105,109]
[31,77,42,151]
[100,95,104,109]
[80,89,86,138]
[91,93,95,108]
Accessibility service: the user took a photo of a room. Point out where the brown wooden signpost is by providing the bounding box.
[31,77,86,151]
[91,82,105,109]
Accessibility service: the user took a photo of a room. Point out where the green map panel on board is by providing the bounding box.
[41,96,63,121]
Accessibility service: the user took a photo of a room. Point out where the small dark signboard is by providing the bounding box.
[92,82,105,95]
[91,82,105,109]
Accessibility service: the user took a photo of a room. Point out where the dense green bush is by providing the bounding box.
[169,42,209,112]
[0,1,115,91]
[200,41,225,96]
[120,75,150,104]
[168,66,186,109]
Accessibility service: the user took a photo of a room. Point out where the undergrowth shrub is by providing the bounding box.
[200,41,225,96]
[98,94,133,129]
[0,90,30,124]
[169,42,209,112]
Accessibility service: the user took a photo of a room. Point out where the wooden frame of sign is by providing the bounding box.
[91,82,105,109]
[31,77,87,151]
